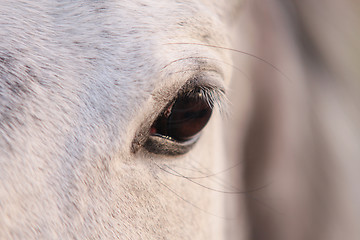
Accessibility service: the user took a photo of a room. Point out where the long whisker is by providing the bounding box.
[170,162,241,192]
[165,164,237,190]
[247,195,285,216]
[185,160,243,191]
[153,161,269,194]
[165,42,291,81]
[183,160,283,215]
[173,162,242,179]
[160,56,249,78]
[156,178,232,220]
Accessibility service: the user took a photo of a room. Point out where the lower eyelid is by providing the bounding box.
[143,134,200,156]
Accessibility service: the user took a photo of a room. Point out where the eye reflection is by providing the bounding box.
[150,90,213,142]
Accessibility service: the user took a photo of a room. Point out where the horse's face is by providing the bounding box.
[0,1,240,238]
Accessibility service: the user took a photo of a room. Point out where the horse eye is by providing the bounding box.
[150,90,212,142]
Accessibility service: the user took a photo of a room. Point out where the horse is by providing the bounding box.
[1,0,360,239]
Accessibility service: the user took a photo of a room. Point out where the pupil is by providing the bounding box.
[151,92,212,142]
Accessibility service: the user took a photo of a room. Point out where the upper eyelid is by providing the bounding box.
[178,81,227,113]
[175,70,227,112]
[153,68,226,111]
[161,56,226,81]
[160,56,226,73]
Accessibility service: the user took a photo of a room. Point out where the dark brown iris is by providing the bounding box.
[150,91,212,142]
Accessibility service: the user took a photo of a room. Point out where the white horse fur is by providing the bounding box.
[1,0,360,239]
[0,0,239,239]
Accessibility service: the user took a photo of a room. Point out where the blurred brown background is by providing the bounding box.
[225,1,360,239]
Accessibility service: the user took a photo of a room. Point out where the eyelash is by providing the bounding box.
[184,86,225,108]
